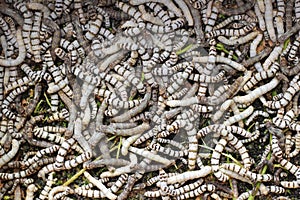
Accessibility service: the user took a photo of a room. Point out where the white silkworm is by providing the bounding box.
[217,31,259,46]
[84,171,117,200]
[128,146,173,166]
[233,77,280,104]
[193,55,247,71]
[166,166,212,184]
[263,44,283,70]
[25,184,38,200]
[264,0,276,42]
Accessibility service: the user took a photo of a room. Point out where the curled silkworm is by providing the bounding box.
[0,29,25,66]
[2,86,28,120]
[245,111,269,126]
[0,139,20,168]
[25,184,38,200]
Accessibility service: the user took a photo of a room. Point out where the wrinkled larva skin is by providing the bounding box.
[0,0,300,199]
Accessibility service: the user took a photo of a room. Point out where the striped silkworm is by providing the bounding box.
[221,163,273,182]
[205,22,256,38]
[204,3,219,32]
[175,184,216,200]
[213,14,255,30]
[242,62,279,91]
[163,179,204,196]
[2,86,28,120]
[264,79,300,109]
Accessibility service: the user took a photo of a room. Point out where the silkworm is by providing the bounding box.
[175,183,216,200]
[45,51,73,98]
[83,171,117,200]
[145,17,185,34]
[38,172,55,200]
[205,22,256,38]
[2,86,28,120]
[73,187,107,198]
[0,17,16,56]
[285,0,294,30]
[84,158,131,170]
[164,179,204,196]
[39,151,91,177]
[204,3,219,32]
[0,28,25,66]
[193,55,247,71]
[233,77,280,104]
[264,0,277,42]
[0,157,56,180]
[113,64,145,93]
[263,44,283,70]
[166,166,212,184]
[111,123,151,136]
[111,92,150,122]
[127,146,173,166]
[217,31,260,46]
[0,139,20,168]
[23,145,59,167]
[221,163,273,182]
[242,62,279,91]
[25,184,38,200]
[210,136,230,182]
[287,35,300,62]
[264,80,300,109]
[167,66,193,95]
[213,14,255,30]
[29,10,43,63]
[47,109,69,122]
[279,158,299,177]
[221,129,252,169]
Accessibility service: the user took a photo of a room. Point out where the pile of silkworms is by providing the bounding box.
[1,0,300,199]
